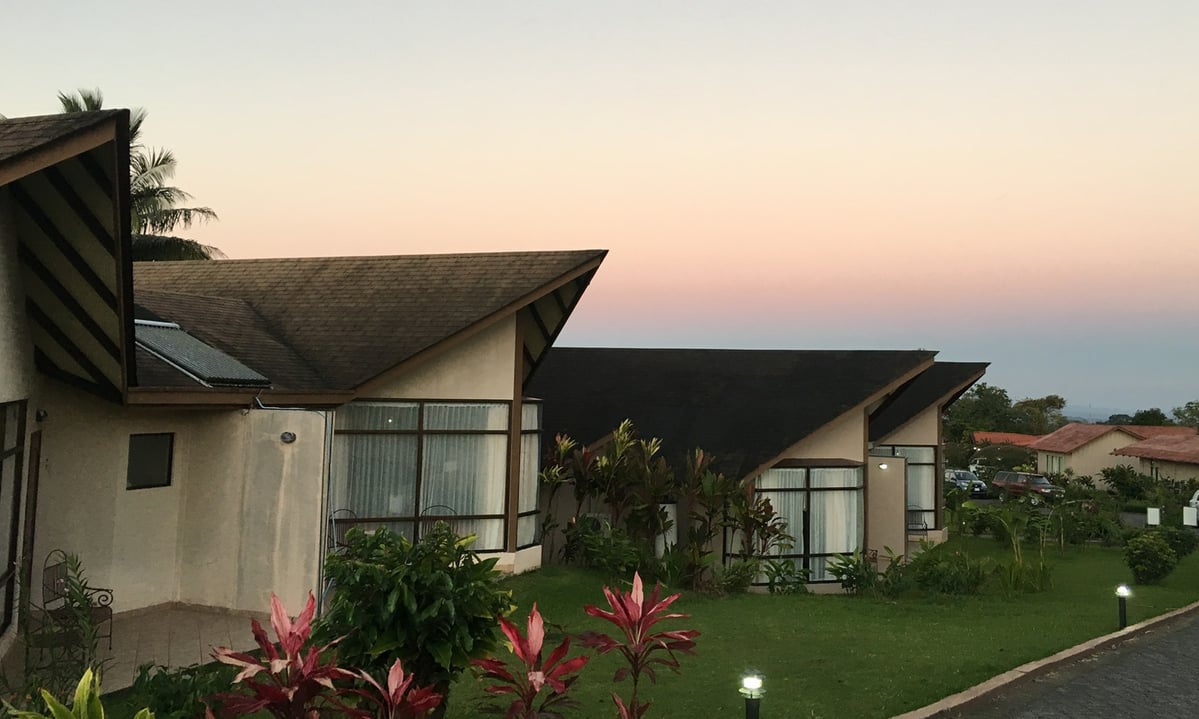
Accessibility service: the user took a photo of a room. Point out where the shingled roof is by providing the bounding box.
[869,361,988,442]
[527,348,935,480]
[1114,434,1199,465]
[0,111,124,165]
[1031,423,1197,453]
[133,250,605,392]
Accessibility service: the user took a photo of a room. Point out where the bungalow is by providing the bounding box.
[1113,434,1199,483]
[972,431,1042,448]
[527,349,986,581]
[1030,423,1196,478]
[1,111,606,664]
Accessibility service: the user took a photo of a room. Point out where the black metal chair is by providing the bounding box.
[30,550,114,673]
[906,508,929,539]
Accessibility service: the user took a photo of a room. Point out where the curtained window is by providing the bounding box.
[735,464,864,583]
[332,400,541,552]
[876,445,938,529]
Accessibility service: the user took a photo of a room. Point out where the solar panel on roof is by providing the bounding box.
[134,320,270,388]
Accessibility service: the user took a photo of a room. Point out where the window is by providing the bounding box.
[734,465,864,582]
[332,400,541,552]
[876,445,937,530]
[0,401,27,633]
[126,433,175,489]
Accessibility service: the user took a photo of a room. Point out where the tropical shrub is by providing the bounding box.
[1124,533,1177,585]
[678,449,739,591]
[827,550,879,596]
[1101,465,1152,500]
[1149,526,1198,558]
[472,603,590,718]
[580,573,700,718]
[908,546,990,595]
[561,516,640,580]
[318,522,513,704]
[213,593,441,719]
[762,558,809,595]
[131,662,236,719]
[873,548,912,599]
[3,669,152,719]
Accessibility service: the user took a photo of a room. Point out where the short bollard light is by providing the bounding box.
[1116,584,1131,629]
[740,673,764,719]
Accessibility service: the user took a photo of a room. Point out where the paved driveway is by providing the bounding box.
[948,611,1199,718]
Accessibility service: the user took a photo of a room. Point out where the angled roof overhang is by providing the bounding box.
[869,361,989,443]
[0,111,134,403]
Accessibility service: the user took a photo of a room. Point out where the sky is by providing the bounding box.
[5,1,1197,414]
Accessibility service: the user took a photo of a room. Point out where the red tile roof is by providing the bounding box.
[973,431,1042,448]
[1114,434,1199,465]
[1030,423,1197,453]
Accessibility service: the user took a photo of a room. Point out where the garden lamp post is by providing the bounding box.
[740,674,764,719]
[1116,584,1131,629]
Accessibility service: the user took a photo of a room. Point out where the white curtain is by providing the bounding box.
[810,490,862,557]
[755,490,805,555]
[907,464,937,528]
[332,434,418,517]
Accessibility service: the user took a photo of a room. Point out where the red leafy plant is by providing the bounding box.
[580,572,700,719]
[211,592,441,719]
[472,603,590,718]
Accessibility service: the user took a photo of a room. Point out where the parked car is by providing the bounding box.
[991,471,1063,504]
[944,469,989,497]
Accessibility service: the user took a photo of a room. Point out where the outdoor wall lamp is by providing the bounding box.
[280,431,297,444]
[740,673,764,719]
[878,463,888,470]
[1116,584,1131,629]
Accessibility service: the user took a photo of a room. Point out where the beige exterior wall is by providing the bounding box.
[31,382,328,614]
[0,189,33,404]
[876,405,940,446]
[357,316,517,400]
[780,410,864,461]
[1142,458,1199,483]
[1049,429,1143,478]
[866,457,906,562]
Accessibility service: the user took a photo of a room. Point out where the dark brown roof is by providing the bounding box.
[528,348,935,480]
[133,250,606,391]
[0,111,123,166]
[1114,434,1199,465]
[869,362,988,442]
[134,346,203,388]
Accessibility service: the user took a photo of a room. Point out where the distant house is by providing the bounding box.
[1,110,607,662]
[1113,434,1199,483]
[1030,423,1197,478]
[972,431,1042,448]
[528,349,986,582]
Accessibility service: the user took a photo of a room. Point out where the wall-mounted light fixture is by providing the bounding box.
[35,409,48,422]
[280,431,297,444]
[878,463,888,470]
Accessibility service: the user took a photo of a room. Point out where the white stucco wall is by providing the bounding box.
[357,316,517,400]
[0,188,33,404]
[877,405,940,446]
[866,457,907,560]
[32,382,328,614]
[1141,458,1199,484]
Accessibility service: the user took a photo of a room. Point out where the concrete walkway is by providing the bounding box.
[940,610,1199,718]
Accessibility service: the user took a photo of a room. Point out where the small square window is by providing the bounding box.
[127,433,174,490]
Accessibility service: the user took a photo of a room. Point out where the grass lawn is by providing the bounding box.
[445,537,1199,719]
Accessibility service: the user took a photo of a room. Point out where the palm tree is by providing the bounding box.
[58,89,223,260]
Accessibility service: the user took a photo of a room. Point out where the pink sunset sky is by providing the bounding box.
[6,1,1197,414]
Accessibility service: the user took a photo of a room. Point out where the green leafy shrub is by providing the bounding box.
[562,516,640,579]
[130,662,236,719]
[4,669,152,719]
[1147,526,1198,559]
[763,558,809,595]
[827,549,879,595]
[874,548,912,598]
[717,558,759,594]
[317,522,513,704]
[1124,533,1178,584]
[908,546,990,595]
[1101,465,1152,500]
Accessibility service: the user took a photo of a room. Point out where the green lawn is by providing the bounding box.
[446,538,1199,719]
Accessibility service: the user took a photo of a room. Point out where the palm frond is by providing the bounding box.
[138,207,219,235]
[131,234,225,261]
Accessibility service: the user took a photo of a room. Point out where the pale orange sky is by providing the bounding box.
[6,1,1197,412]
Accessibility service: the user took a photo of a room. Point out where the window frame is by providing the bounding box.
[126,432,176,490]
[875,444,939,530]
[332,399,542,552]
[728,464,865,584]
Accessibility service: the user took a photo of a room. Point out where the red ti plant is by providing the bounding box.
[211,592,444,719]
[472,603,590,718]
[358,658,444,719]
[580,573,700,719]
